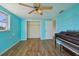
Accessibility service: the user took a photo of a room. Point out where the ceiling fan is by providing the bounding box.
[19,3,52,15]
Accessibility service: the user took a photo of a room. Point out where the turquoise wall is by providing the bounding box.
[40,20,46,40]
[21,20,27,40]
[56,4,79,33]
[0,6,22,54]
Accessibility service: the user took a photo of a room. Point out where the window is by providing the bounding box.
[0,11,10,31]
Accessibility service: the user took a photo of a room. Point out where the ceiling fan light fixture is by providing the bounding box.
[33,10,37,14]
[37,9,42,13]
[33,9,42,15]
[37,10,43,15]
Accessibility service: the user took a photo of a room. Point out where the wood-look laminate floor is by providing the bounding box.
[2,39,70,56]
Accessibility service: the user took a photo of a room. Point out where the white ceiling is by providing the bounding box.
[0,3,74,20]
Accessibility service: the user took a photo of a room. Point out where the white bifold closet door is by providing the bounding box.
[27,21,40,38]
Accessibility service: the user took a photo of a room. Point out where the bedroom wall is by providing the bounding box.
[56,4,79,33]
[0,6,22,55]
[40,20,46,40]
[22,19,53,40]
[21,20,27,40]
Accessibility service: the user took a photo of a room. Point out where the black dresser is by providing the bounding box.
[55,31,79,56]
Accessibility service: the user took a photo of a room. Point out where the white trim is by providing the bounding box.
[21,39,27,41]
[26,19,41,21]
[0,10,10,32]
[0,40,20,55]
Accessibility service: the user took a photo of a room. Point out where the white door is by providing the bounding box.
[27,21,40,38]
[46,21,53,39]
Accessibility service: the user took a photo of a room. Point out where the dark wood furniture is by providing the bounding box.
[55,31,79,56]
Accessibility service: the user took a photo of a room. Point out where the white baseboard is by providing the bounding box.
[21,39,27,40]
[0,40,20,56]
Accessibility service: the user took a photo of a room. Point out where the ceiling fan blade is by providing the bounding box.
[28,9,42,15]
[40,6,52,10]
[28,10,35,14]
[33,3,40,8]
[19,3,34,8]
